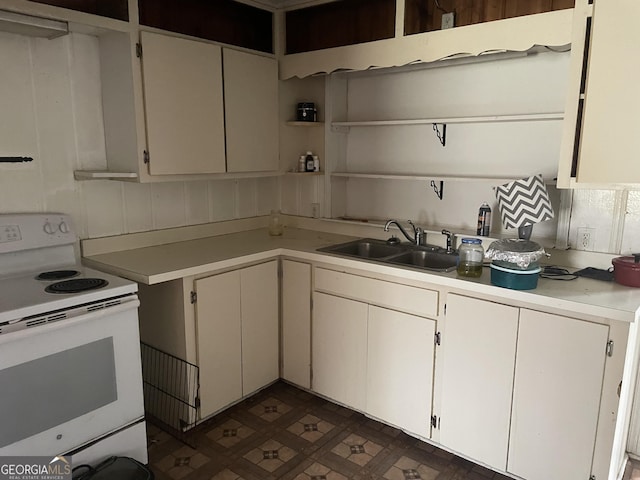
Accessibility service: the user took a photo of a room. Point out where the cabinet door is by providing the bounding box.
[223,49,278,172]
[576,0,640,183]
[140,31,226,175]
[195,270,242,419]
[507,310,608,480]
[312,292,368,411]
[439,294,519,471]
[282,260,311,388]
[240,261,279,395]
[367,306,435,438]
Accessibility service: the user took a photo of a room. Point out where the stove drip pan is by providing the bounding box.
[45,278,109,294]
[37,270,80,281]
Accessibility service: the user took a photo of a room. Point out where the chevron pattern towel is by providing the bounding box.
[494,175,554,229]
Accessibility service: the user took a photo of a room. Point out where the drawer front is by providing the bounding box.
[315,268,438,318]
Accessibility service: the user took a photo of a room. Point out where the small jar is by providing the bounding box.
[268,210,283,236]
[457,238,484,278]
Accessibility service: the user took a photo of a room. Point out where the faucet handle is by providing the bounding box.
[407,220,418,234]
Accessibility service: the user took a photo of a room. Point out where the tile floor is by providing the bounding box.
[147,381,513,480]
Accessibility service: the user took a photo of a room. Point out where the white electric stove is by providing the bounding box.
[0,213,147,466]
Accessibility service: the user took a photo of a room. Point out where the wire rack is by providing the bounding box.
[140,342,199,444]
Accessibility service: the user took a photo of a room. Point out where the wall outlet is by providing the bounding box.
[576,227,596,251]
[441,12,455,29]
[311,203,320,218]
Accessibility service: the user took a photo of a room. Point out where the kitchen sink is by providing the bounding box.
[386,250,458,272]
[321,238,403,259]
[318,238,457,272]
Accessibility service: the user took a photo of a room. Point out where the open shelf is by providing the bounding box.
[331,112,564,128]
[330,172,557,185]
[286,121,325,127]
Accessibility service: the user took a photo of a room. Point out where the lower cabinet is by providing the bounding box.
[440,294,611,480]
[282,260,312,389]
[367,305,435,438]
[313,292,368,411]
[507,309,609,480]
[439,294,519,471]
[195,261,278,419]
[313,278,436,438]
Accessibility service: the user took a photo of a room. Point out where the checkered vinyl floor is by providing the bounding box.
[147,381,513,480]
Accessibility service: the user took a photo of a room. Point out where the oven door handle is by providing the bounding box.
[0,295,140,345]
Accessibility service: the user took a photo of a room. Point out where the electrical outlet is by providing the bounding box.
[576,227,596,251]
[311,203,320,219]
[441,12,455,29]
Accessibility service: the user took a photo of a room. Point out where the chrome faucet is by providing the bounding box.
[441,229,454,254]
[384,220,426,246]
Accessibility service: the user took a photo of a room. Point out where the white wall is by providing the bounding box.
[0,32,279,239]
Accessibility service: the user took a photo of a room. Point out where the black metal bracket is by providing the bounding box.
[432,123,446,147]
[430,180,444,200]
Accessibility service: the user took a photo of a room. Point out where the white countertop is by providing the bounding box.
[82,227,640,323]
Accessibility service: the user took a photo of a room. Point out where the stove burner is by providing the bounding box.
[36,270,80,281]
[45,278,109,294]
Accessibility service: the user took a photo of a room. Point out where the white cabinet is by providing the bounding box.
[140,31,226,175]
[440,294,612,479]
[194,270,242,418]
[195,261,278,419]
[312,267,439,437]
[87,31,278,181]
[439,294,519,471]
[558,0,640,186]
[312,292,368,411]
[367,306,435,438]
[507,309,609,480]
[223,49,279,173]
[281,260,311,389]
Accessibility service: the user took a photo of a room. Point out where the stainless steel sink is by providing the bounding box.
[318,238,458,272]
[318,238,403,259]
[386,250,458,272]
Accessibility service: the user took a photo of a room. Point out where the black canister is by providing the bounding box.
[297,102,317,122]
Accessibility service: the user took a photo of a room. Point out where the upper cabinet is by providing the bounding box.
[93,30,280,182]
[140,31,226,175]
[280,0,574,79]
[223,49,279,173]
[557,0,640,187]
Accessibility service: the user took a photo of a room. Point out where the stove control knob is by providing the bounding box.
[43,221,56,235]
[58,221,69,234]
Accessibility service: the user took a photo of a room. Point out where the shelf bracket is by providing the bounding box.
[430,180,444,200]
[432,123,446,147]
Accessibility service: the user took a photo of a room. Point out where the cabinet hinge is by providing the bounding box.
[143,150,150,164]
[136,42,142,58]
[190,291,197,304]
[434,332,441,346]
[430,415,439,429]
[589,475,595,480]
[444,303,447,315]
[606,340,614,357]
[195,396,201,408]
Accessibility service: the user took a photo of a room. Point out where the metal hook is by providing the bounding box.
[430,180,444,200]
[432,123,446,147]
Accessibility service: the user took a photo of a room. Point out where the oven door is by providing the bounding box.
[0,296,144,456]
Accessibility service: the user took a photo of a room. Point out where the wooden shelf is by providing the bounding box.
[285,171,323,176]
[331,113,564,128]
[331,172,557,185]
[286,121,325,127]
[74,171,139,180]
